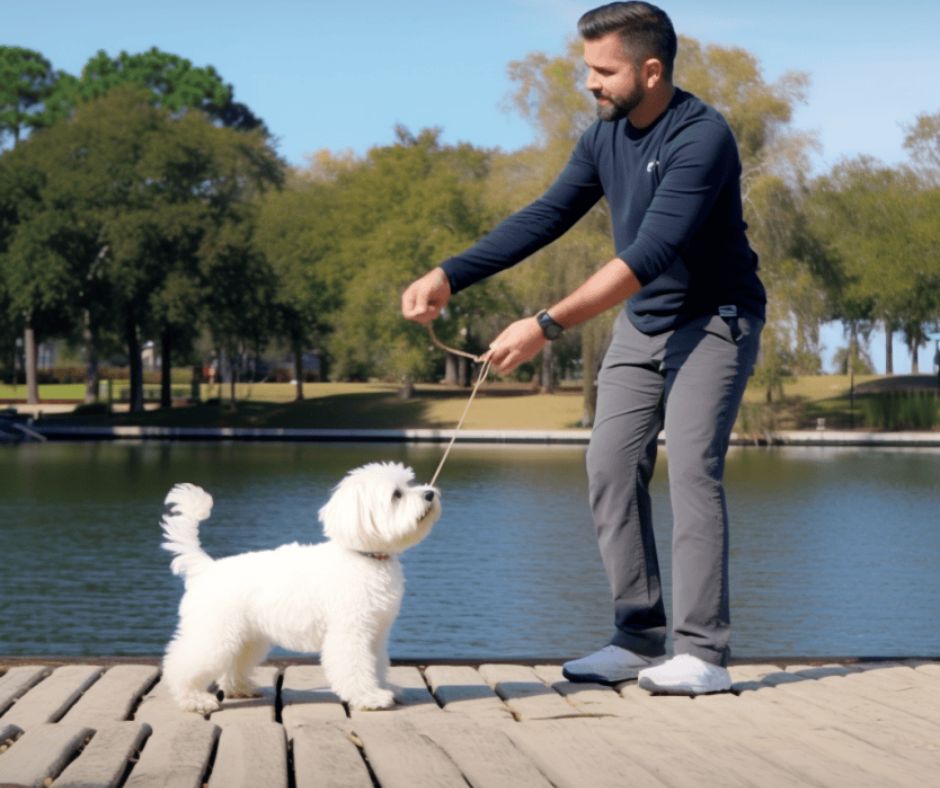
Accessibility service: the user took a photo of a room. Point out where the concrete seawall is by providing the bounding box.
[30,423,940,447]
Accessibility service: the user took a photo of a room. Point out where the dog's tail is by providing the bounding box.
[161,483,214,579]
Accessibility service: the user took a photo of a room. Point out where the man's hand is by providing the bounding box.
[401,268,452,324]
[484,317,547,375]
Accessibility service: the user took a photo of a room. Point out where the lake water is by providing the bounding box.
[1,441,938,659]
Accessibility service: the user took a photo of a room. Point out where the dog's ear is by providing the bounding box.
[318,476,375,543]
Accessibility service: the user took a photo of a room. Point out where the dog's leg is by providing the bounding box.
[321,629,395,711]
[218,638,269,698]
[163,638,224,715]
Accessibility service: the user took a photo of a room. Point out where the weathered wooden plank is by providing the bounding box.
[410,711,554,788]
[0,722,93,787]
[0,665,103,731]
[387,665,439,713]
[766,663,940,728]
[478,663,579,720]
[208,721,287,788]
[842,662,940,702]
[911,660,940,679]
[133,678,206,728]
[533,664,635,718]
[423,664,514,721]
[732,664,940,776]
[124,718,219,788]
[0,722,23,752]
[281,665,346,732]
[595,718,775,788]
[350,716,467,787]
[345,665,439,719]
[61,664,159,726]
[210,666,280,727]
[0,666,50,716]
[54,721,151,788]
[291,721,373,788]
[504,718,668,788]
[618,683,838,785]
[673,672,936,787]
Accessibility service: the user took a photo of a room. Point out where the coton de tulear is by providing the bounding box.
[160,462,440,713]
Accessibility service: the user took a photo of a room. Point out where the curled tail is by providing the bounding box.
[161,483,214,580]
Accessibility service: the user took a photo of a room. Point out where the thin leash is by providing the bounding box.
[425,324,491,488]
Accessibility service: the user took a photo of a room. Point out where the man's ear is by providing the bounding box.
[642,58,665,89]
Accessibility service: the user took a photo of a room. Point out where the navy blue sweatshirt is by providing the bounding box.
[440,88,766,334]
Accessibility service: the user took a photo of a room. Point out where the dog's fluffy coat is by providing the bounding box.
[160,462,440,713]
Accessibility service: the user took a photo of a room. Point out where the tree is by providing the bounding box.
[0,46,73,403]
[310,128,499,390]
[59,47,264,132]
[255,174,341,400]
[808,158,940,374]
[2,87,282,411]
[904,110,940,187]
[0,47,64,148]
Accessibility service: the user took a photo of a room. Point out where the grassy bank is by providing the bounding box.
[8,374,940,431]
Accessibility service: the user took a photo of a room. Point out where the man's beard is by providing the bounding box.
[594,85,644,122]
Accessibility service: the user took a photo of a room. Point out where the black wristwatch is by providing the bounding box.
[536,309,565,340]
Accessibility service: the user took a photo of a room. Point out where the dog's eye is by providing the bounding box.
[392,489,403,501]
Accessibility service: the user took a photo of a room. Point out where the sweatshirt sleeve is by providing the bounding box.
[617,120,739,285]
[440,132,604,293]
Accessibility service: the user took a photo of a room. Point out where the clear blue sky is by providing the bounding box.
[6,0,940,371]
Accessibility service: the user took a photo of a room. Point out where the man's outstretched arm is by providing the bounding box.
[484,257,642,375]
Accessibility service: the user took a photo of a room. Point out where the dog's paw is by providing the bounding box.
[350,688,396,711]
[177,692,221,715]
[219,683,261,699]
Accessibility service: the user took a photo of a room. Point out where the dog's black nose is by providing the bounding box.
[424,490,435,502]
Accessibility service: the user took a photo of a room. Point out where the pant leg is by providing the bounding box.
[586,313,668,658]
[662,313,763,666]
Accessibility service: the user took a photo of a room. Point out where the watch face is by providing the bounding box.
[538,311,563,340]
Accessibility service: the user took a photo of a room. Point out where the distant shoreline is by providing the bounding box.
[27,423,940,447]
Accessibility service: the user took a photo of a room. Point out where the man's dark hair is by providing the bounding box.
[578,2,677,81]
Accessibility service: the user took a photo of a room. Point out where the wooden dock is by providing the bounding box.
[0,659,938,787]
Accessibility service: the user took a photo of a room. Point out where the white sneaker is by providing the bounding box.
[562,645,664,684]
[637,653,732,695]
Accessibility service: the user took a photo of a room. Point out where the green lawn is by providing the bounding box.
[11,374,940,431]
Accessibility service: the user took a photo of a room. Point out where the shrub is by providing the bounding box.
[862,392,939,430]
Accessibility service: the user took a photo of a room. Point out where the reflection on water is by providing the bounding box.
[1,442,938,658]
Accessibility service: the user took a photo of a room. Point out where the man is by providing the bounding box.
[401,1,765,695]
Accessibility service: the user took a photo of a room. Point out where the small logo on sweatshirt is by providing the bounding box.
[646,160,660,173]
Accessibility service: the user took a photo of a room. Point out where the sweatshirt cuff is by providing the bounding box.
[439,258,466,294]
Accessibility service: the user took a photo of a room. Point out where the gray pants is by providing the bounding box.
[586,309,763,666]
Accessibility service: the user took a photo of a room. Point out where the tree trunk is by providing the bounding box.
[884,322,893,375]
[910,337,920,374]
[581,329,597,427]
[457,356,470,388]
[228,348,238,403]
[190,364,202,404]
[83,312,99,404]
[540,340,554,393]
[24,325,39,404]
[293,342,305,401]
[126,316,144,412]
[160,330,172,408]
[444,353,459,385]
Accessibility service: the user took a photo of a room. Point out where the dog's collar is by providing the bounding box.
[356,550,393,561]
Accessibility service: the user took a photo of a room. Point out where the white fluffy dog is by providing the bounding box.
[160,462,440,713]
